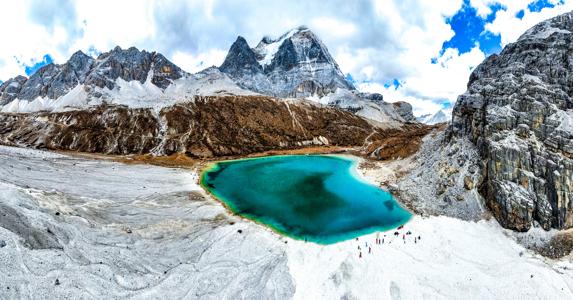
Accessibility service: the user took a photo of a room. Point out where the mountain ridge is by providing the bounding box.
[219,26,354,98]
[0,27,413,124]
[0,46,186,106]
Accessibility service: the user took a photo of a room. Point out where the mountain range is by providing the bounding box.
[0,26,415,124]
[1,11,573,235]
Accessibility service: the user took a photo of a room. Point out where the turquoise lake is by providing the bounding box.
[201,155,411,244]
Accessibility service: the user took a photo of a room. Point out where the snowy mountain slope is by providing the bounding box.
[0,49,254,113]
[309,88,410,125]
[0,28,412,126]
[417,109,451,124]
[219,26,353,98]
[1,47,186,104]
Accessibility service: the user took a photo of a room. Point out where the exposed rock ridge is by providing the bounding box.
[0,95,431,159]
[451,11,573,231]
[0,47,186,103]
[219,26,354,98]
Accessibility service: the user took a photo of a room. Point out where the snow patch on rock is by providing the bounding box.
[1,70,256,114]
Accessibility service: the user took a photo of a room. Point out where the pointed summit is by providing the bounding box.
[69,50,90,61]
[220,36,262,77]
[219,26,354,97]
[46,50,95,98]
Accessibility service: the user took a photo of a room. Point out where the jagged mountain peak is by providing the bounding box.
[252,26,335,70]
[219,36,262,77]
[69,50,91,61]
[81,45,185,90]
[255,25,309,49]
[219,25,354,98]
[0,45,186,106]
[518,11,573,41]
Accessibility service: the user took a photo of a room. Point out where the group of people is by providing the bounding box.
[356,226,421,258]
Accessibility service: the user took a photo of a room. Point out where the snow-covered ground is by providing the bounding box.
[305,88,406,126]
[416,109,452,125]
[1,69,255,114]
[0,146,572,299]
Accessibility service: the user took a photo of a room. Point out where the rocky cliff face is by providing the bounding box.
[0,75,27,105]
[451,12,573,231]
[84,46,185,91]
[0,95,431,159]
[0,46,185,104]
[392,101,416,122]
[220,26,353,98]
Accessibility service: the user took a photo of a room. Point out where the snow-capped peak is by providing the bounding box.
[254,26,308,66]
[417,109,452,125]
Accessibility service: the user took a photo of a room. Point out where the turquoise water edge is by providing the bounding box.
[201,155,411,244]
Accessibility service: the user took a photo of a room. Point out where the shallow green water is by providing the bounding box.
[201,155,411,244]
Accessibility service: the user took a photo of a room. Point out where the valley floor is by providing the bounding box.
[0,145,572,299]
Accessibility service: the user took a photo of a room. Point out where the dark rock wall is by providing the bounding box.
[450,12,573,231]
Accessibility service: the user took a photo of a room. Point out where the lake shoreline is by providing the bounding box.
[200,154,412,245]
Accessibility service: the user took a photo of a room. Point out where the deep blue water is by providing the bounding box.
[201,155,411,244]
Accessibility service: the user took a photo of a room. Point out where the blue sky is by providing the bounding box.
[441,0,504,56]
[19,0,559,76]
[21,54,54,76]
[0,0,570,116]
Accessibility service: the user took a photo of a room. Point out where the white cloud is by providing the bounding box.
[310,17,357,40]
[485,0,573,46]
[0,0,571,117]
[171,49,227,73]
[357,46,485,116]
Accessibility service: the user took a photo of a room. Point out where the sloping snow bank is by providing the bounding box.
[287,215,573,299]
[0,146,571,299]
[1,70,256,114]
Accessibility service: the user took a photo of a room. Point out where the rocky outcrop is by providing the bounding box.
[220,36,263,77]
[0,95,432,159]
[84,46,185,90]
[220,26,353,98]
[450,12,573,231]
[392,101,415,122]
[0,75,27,105]
[0,47,186,104]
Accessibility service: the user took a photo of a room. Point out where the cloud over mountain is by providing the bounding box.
[0,0,571,116]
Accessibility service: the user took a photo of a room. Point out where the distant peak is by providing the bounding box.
[256,26,312,47]
[69,50,92,62]
[14,75,28,81]
[71,50,87,57]
[234,36,249,46]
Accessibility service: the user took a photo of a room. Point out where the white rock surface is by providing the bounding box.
[0,146,571,299]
